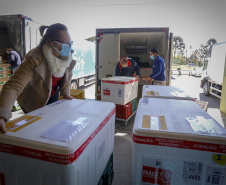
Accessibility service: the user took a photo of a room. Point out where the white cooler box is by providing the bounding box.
[132,98,226,185]
[101,76,138,105]
[142,85,194,100]
[0,99,115,185]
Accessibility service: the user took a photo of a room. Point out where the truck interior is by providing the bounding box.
[0,18,23,57]
[96,28,172,100]
[120,32,167,68]
[0,21,12,58]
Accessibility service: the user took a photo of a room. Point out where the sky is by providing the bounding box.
[0,0,226,54]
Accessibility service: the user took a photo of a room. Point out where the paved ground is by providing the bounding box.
[10,75,226,185]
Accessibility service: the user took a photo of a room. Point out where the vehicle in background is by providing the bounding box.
[0,14,42,60]
[186,63,196,69]
[95,27,173,99]
[200,41,226,98]
[0,14,95,89]
[201,57,211,78]
[71,40,95,89]
[191,66,202,77]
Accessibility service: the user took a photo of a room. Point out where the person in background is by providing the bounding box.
[6,46,21,73]
[115,57,140,80]
[0,23,76,133]
[143,49,166,85]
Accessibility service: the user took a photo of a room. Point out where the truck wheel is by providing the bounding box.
[203,81,210,96]
[71,81,78,89]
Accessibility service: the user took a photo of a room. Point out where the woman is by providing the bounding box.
[0,23,76,133]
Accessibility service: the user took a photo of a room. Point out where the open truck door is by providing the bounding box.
[96,31,120,99]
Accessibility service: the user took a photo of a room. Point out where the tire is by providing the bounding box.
[203,81,210,96]
[70,81,78,89]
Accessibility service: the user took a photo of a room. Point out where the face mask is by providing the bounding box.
[53,41,72,56]
[150,55,155,60]
[7,51,10,54]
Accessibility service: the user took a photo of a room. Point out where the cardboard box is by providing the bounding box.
[0,64,10,71]
[59,89,85,100]
[0,78,4,85]
[0,99,116,185]
[101,76,138,105]
[4,77,10,83]
[0,71,6,78]
[132,98,226,185]
[5,70,12,75]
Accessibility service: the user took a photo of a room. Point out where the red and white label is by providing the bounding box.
[103,89,110,96]
[102,79,138,85]
[0,108,116,165]
[133,134,226,154]
[142,166,172,185]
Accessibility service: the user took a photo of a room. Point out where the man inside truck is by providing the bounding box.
[143,49,166,86]
[6,46,21,73]
[115,57,140,80]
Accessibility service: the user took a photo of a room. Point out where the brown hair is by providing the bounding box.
[39,23,68,48]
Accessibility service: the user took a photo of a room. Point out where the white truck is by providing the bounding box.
[0,14,95,89]
[200,41,226,98]
[95,28,173,99]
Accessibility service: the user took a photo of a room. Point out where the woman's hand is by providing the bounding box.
[62,95,75,100]
[0,118,7,134]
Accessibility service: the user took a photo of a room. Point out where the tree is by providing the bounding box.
[173,36,185,59]
[199,38,217,58]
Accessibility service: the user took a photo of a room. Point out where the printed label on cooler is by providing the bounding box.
[118,88,123,98]
[183,162,202,185]
[142,166,172,185]
[213,154,226,166]
[206,166,226,185]
[143,98,149,104]
[6,115,42,132]
[103,88,110,96]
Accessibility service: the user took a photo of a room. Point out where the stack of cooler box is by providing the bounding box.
[0,56,11,91]
[132,98,226,185]
[101,76,138,120]
[0,99,116,185]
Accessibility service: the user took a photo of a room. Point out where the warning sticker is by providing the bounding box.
[213,154,226,166]
[142,166,172,185]
[141,115,168,131]
[146,91,160,96]
[183,162,202,185]
[6,115,42,132]
[206,166,226,185]
[103,88,110,96]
